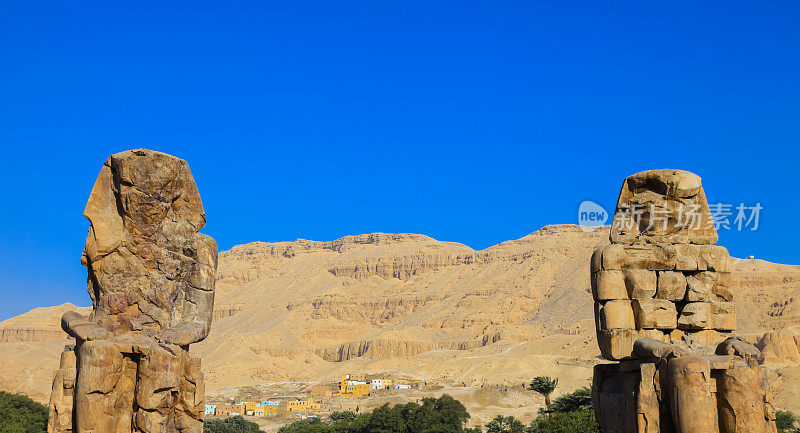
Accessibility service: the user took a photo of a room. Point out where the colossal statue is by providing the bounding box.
[47,149,217,433]
[591,169,776,433]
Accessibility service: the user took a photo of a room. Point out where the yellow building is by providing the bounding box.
[347,374,366,382]
[263,404,280,417]
[309,385,333,397]
[286,398,319,413]
[244,402,264,416]
[344,383,370,398]
[216,403,244,417]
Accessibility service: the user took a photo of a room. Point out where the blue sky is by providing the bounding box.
[0,1,798,321]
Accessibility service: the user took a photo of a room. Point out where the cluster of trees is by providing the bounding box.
[203,415,262,433]
[0,391,49,433]
[276,394,480,433]
[777,410,800,433]
[483,378,598,433]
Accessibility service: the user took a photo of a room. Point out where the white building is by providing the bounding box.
[395,384,411,390]
[371,379,383,390]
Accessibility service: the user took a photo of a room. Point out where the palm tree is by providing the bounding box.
[506,416,525,433]
[486,415,505,433]
[485,415,525,433]
[529,376,558,408]
[549,386,592,413]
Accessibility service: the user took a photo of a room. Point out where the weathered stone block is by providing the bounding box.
[685,271,718,302]
[710,302,736,331]
[592,364,640,433]
[600,300,636,330]
[591,247,603,273]
[678,302,711,329]
[674,245,730,272]
[633,299,677,329]
[48,348,76,433]
[638,329,669,343]
[624,269,657,299]
[598,329,638,360]
[717,361,769,433]
[592,270,628,300]
[667,357,720,433]
[624,245,677,270]
[684,329,731,346]
[701,245,730,272]
[601,244,626,270]
[656,271,687,301]
[668,328,685,344]
[713,272,734,302]
[602,244,677,271]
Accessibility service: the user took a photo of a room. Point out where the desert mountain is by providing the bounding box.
[2,224,799,416]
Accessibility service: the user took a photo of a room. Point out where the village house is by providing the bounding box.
[340,376,370,398]
[263,403,280,417]
[216,403,243,417]
[286,398,319,413]
[244,402,264,416]
[344,383,370,398]
[204,404,217,416]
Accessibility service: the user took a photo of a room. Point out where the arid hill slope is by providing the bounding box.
[2,225,799,413]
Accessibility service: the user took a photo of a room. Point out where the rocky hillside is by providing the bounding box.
[2,225,799,410]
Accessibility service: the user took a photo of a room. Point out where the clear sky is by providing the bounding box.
[1,1,798,321]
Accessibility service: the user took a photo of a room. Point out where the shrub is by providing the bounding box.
[528,407,600,433]
[204,415,261,433]
[776,410,798,433]
[0,391,49,433]
[548,387,592,414]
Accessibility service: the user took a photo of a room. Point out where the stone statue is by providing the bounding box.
[591,169,776,433]
[47,149,217,433]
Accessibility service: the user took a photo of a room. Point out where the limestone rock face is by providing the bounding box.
[757,332,800,364]
[592,169,775,433]
[47,149,216,433]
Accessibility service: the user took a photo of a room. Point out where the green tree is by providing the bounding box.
[329,411,357,423]
[204,415,261,433]
[277,394,472,433]
[486,415,506,433]
[548,387,591,414]
[485,415,524,433]
[777,410,798,433]
[528,377,558,408]
[506,417,525,433]
[527,407,600,433]
[0,391,49,433]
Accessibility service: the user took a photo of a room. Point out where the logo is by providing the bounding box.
[578,200,608,232]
